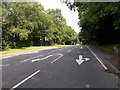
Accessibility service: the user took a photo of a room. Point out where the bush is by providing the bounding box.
[2,40,10,50]
[9,41,16,48]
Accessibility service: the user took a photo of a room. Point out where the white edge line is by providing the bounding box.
[10,70,40,90]
[86,46,107,70]
[51,55,63,63]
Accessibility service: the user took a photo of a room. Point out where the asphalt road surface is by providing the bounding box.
[2,45,118,89]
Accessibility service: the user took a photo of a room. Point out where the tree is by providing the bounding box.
[2,2,78,50]
[65,2,120,45]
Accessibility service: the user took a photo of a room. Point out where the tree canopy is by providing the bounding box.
[2,2,78,50]
[65,2,120,45]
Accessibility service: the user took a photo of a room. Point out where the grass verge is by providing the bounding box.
[0,45,68,55]
[93,44,120,56]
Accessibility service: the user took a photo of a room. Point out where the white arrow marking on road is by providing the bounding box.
[76,55,90,65]
[76,59,84,65]
[31,54,53,62]
[84,58,90,61]
[76,55,84,65]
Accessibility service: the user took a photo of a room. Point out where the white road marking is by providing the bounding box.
[80,47,83,49]
[48,49,58,54]
[58,54,62,55]
[67,50,71,53]
[4,64,10,67]
[76,55,90,65]
[31,55,53,62]
[86,46,107,70]
[76,55,84,65]
[79,55,83,60]
[20,49,59,63]
[76,59,84,65]
[59,49,62,50]
[10,70,40,90]
[0,64,10,68]
[51,55,63,63]
[20,55,43,62]
[84,58,90,61]
[86,84,90,88]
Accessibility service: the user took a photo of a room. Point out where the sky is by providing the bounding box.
[35,0,81,33]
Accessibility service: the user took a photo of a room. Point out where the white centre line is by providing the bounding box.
[10,70,40,90]
[51,55,63,63]
[31,55,53,62]
[86,45,107,70]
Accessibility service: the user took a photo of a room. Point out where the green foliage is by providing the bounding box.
[2,2,78,50]
[66,2,120,45]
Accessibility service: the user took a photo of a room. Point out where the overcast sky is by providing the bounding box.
[35,0,81,33]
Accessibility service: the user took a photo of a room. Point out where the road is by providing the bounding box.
[1,45,118,89]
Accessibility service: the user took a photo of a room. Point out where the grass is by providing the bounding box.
[0,45,68,55]
[94,44,120,56]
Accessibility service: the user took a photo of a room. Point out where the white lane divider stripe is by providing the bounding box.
[20,55,43,62]
[59,49,62,50]
[0,64,10,68]
[20,49,59,63]
[67,50,71,53]
[10,70,40,90]
[86,46,107,70]
[31,55,53,62]
[48,50,58,54]
[51,55,63,63]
